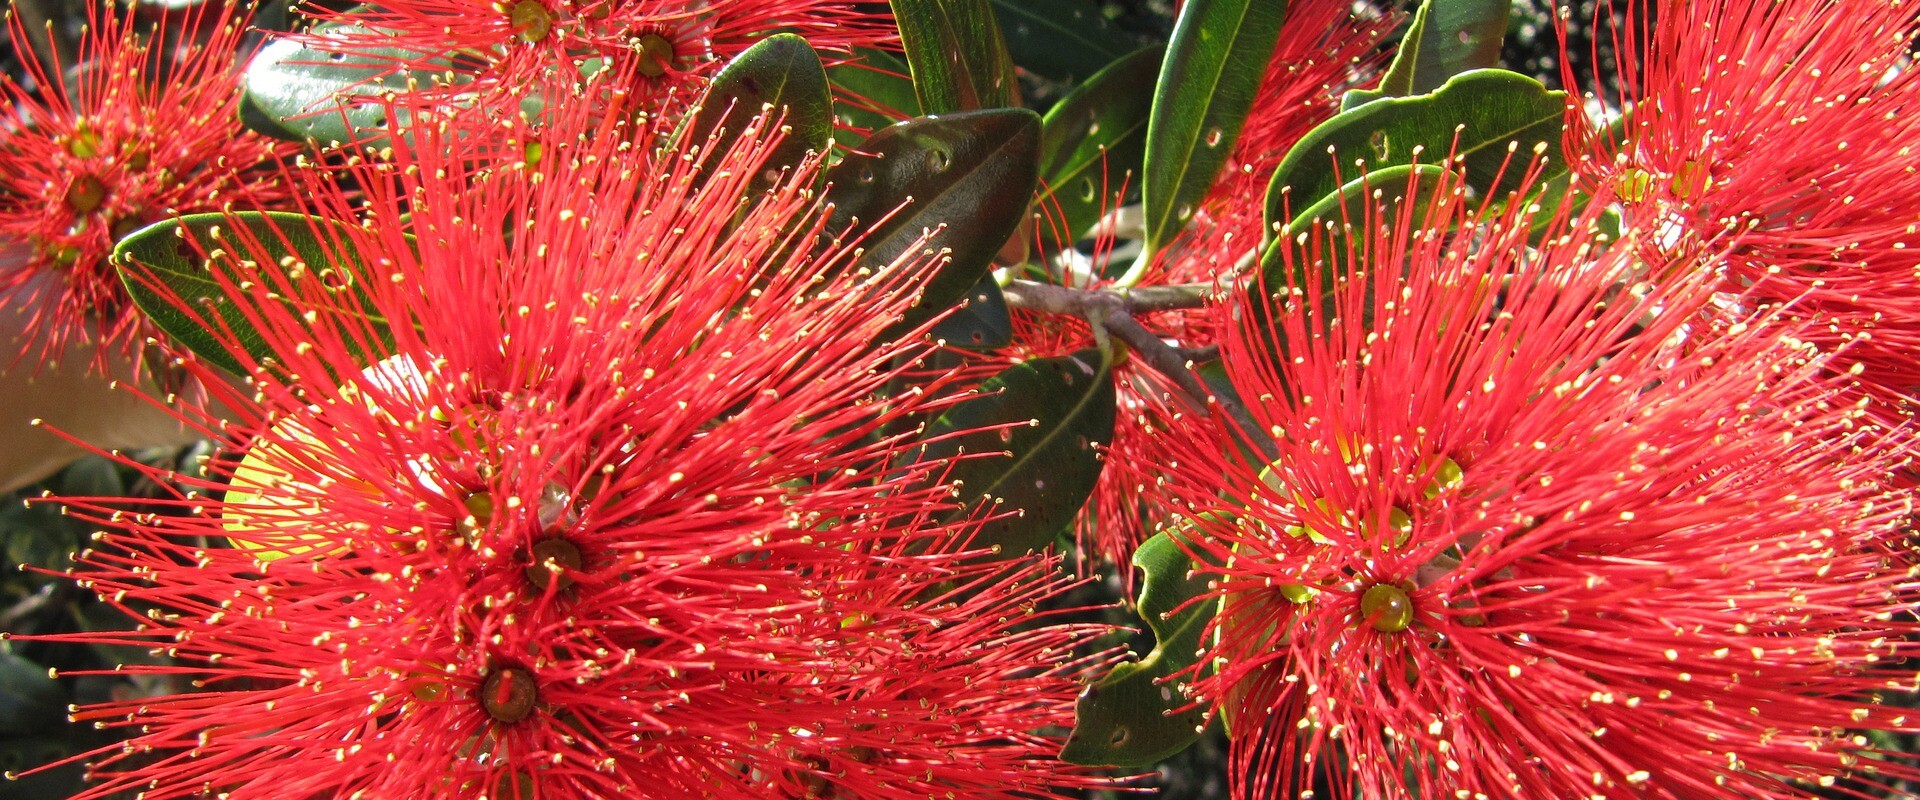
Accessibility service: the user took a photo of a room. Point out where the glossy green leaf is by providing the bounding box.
[1265,69,1567,246]
[927,274,1013,350]
[824,109,1041,314]
[114,212,404,375]
[1274,163,1450,253]
[890,0,1018,112]
[678,33,831,188]
[1141,0,1289,254]
[826,48,923,133]
[1375,0,1512,98]
[913,348,1116,558]
[991,0,1139,82]
[241,24,452,147]
[1063,524,1219,766]
[1035,45,1161,247]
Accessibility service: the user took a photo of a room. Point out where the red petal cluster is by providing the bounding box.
[1143,167,1920,799]
[0,2,296,368]
[35,101,1106,799]
[1566,0,1920,422]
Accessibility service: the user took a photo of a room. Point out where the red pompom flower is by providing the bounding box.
[1143,168,1920,799]
[32,101,1106,799]
[1565,0,1920,419]
[0,1,296,367]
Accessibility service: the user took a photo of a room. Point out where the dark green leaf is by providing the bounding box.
[991,0,1139,83]
[927,275,1012,350]
[1375,0,1512,98]
[1264,69,1567,246]
[913,348,1116,558]
[0,649,61,736]
[825,109,1041,314]
[1063,524,1218,766]
[679,33,832,190]
[1142,0,1290,254]
[0,735,84,797]
[114,212,405,375]
[0,497,79,574]
[890,0,1018,112]
[1035,45,1161,247]
[241,25,452,147]
[54,457,124,499]
[826,48,923,133]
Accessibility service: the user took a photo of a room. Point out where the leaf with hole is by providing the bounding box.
[114,211,407,375]
[1035,45,1161,247]
[1141,0,1289,255]
[824,109,1041,315]
[991,0,1139,83]
[241,24,454,148]
[909,348,1116,558]
[677,33,831,192]
[890,0,1018,112]
[1062,522,1220,766]
[1265,69,1567,248]
[927,274,1013,350]
[1368,0,1512,101]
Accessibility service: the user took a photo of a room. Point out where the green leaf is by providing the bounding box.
[1375,0,1512,98]
[1274,163,1451,251]
[0,648,61,737]
[824,109,1042,314]
[991,0,1139,83]
[0,496,79,574]
[1264,69,1567,245]
[679,33,832,190]
[1062,524,1219,766]
[927,275,1013,350]
[826,48,923,133]
[890,0,1018,112]
[114,211,404,375]
[1035,45,1161,247]
[241,24,453,147]
[1141,0,1289,255]
[912,348,1116,558]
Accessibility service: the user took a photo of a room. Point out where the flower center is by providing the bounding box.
[633,33,674,77]
[65,174,108,214]
[480,666,537,723]
[509,0,555,43]
[63,121,101,158]
[1359,583,1413,633]
[526,536,581,591]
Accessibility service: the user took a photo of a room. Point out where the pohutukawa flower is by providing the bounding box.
[0,1,296,368]
[295,0,897,119]
[29,101,1106,799]
[1142,167,1920,799]
[1564,0,1920,419]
